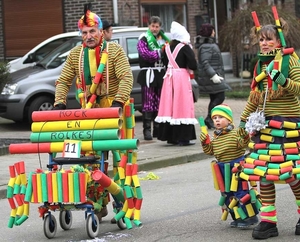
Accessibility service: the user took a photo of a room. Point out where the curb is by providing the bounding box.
[0,151,210,200]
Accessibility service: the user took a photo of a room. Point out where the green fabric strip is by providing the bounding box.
[260,205,276,212]
[84,47,91,85]
[146,29,170,50]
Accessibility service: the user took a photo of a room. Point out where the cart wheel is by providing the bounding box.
[43,214,57,239]
[86,214,100,239]
[59,210,72,230]
[117,217,127,230]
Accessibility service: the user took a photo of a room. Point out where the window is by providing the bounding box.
[126,38,139,64]
[141,4,187,32]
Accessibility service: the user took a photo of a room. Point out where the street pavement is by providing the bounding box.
[0,74,249,199]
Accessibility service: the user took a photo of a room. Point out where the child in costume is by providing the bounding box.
[200,104,259,229]
[238,7,300,240]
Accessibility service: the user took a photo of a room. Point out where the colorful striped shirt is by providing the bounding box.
[54,42,133,106]
[201,128,250,162]
[241,55,300,121]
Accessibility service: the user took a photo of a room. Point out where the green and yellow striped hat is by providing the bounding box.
[211,104,233,122]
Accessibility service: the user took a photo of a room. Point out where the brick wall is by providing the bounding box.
[0,0,4,60]
[63,0,140,32]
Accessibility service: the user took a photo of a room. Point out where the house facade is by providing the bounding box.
[0,0,297,62]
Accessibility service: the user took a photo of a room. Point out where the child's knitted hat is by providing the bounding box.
[211,104,233,123]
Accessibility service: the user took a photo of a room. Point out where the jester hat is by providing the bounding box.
[78,4,102,32]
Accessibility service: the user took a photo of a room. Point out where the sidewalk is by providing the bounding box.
[0,74,250,199]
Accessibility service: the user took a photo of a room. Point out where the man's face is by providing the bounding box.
[149,22,161,36]
[103,27,113,41]
[81,25,102,48]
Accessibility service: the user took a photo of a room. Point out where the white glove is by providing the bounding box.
[210,74,224,84]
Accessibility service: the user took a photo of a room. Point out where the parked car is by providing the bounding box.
[8,26,139,73]
[0,28,198,124]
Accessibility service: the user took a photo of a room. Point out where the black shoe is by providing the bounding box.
[205,117,215,129]
[178,141,195,146]
[295,218,300,235]
[167,140,178,145]
[143,130,153,140]
[252,222,278,239]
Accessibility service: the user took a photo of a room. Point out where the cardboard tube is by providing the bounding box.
[240,194,251,204]
[228,197,238,209]
[280,172,291,180]
[233,206,240,219]
[283,121,297,129]
[47,173,53,203]
[214,163,225,192]
[221,209,229,221]
[32,107,122,122]
[68,173,74,203]
[237,207,247,220]
[268,144,282,150]
[74,172,80,203]
[260,134,274,142]
[249,175,261,181]
[57,172,63,203]
[218,195,226,206]
[285,148,299,154]
[230,173,238,192]
[270,155,285,162]
[267,169,280,175]
[62,172,69,203]
[30,129,120,142]
[249,189,257,203]
[239,172,249,181]
[52,173,58,202]
[79,172,86,202]
[286,130,300,138]
[253,168,266,176]
[266,174,280,181]
[31,118,122,132]
[224,163,231,193]
[41,173,48,202]
[258,154,270,161]
[246,204,255,217]
[268,120,282,129]
[31,174,38,203]
[280,161,294,168]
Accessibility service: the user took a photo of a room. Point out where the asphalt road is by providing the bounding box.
[0,158,300,242]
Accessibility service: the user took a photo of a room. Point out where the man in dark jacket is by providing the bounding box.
[137,16,170,140]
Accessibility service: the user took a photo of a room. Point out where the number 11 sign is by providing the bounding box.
[62,140,82,158]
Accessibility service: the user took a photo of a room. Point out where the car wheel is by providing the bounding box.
[27,96,54,124]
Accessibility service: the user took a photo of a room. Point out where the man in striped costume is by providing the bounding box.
[53,6,133,223]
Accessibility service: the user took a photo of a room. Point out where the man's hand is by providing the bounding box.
[52,104,66,110]
[270,69,286,86]
[210,74,224,84]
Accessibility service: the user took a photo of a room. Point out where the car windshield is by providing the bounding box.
[38,37,82,69]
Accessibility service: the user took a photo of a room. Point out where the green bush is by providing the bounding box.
[0,61,10,92]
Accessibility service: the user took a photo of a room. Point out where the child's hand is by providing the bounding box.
[200,132,210,144]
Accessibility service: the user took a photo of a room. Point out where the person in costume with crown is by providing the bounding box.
[137,16,170,141]
[200,104,259,229]
[53,4,133,223]
[238,7,300,239]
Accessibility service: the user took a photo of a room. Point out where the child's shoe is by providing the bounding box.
[237,215,259,230]
[230,219,241,228]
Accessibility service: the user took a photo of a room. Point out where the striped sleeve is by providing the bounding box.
[54,46,79,106]
[106,43,133,104]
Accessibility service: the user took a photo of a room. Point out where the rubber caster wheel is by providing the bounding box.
[43,214,57,239]
[86,213,100,238]
[117,217,127,230]
[59,210,72,230]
